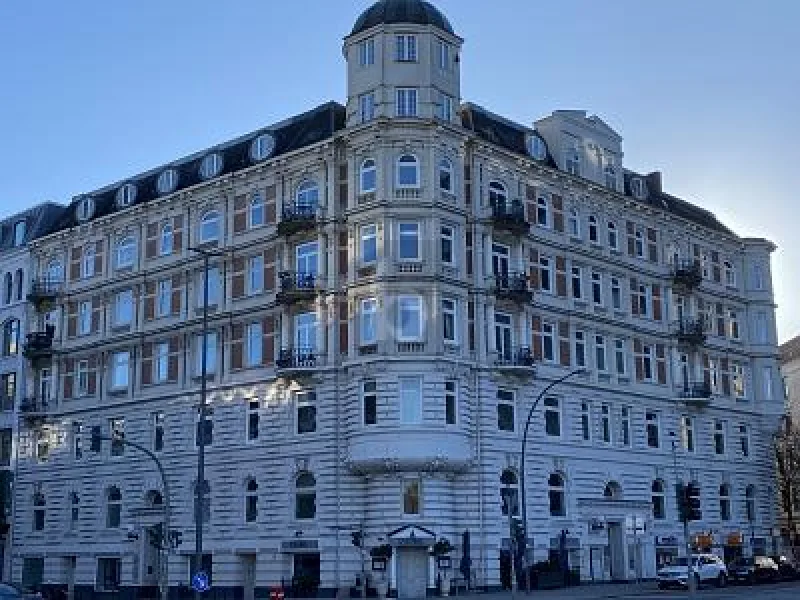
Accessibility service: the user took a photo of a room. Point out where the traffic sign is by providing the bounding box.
[192,571,210,593]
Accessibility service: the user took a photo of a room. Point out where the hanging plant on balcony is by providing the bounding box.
[433,537,454,557]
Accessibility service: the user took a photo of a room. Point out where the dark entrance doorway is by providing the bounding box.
[499,550,512,590]
[292,553,320,597]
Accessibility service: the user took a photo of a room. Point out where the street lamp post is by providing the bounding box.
[519,368,585,586]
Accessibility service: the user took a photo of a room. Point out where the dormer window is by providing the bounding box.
[527,134,548,161]
[395,34,417,62]
[630,177,648,200]
[397,154,420,188]
[565,148,581,176]
[116,183,137,208]
[250,134,276,162]
[76,197,95,222]
[604,164,616,190]
[199,153,223,180]
[200,211,221,244]
[157,169,179,195]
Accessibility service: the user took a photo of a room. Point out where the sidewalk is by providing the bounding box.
[446,581,659,600]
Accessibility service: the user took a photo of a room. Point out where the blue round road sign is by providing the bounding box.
[192,570,210,593]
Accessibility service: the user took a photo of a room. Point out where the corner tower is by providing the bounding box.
[343,0,463,127]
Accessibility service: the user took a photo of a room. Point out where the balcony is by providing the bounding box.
[495,347,536,373]
[22,326,56,363]
[276,272,318,305]
[19,397,50,424]
[277,203,318,237]
[490,199,528,235]
[492,272,533,304]
[276,347,319,378]
[27,278,62,311]
[671,260,703,290]
[673,317,706,346]
[678,382,713,406]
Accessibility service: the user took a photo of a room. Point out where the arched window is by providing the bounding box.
[548,473,566,517]
[588,216,598,243]
[724,261,736,287]
[199,153,223,180]
[488,181,507,206]
[567,209,580,237]
[2,319,20,356]
[295,180,319,211]
[33,491,46,532]
[607,221,618,250]
[396,154,419,188]
[360,159,377,194]
[200,211,221,243]
[536,196,550,227]
[245,478,258,523]
[249,193,265,228]
[651,480,666,520]
[719,484,731,521]
[500,469,519,516]
[3,273,11,304]
[603,481,623,500]
[295,472,316,520]
[145,489,163,508]
[14,269,23,301]
[439,159,453,193]
[81,244,95,279]
[160,223,173,256]
[745,485,756,522]
[116,236,136,269]
[604,164,616,190]
[69,492,80,528]
[46,259,63,284]
[106,486,122,528]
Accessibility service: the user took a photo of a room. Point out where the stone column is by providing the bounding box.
[389,551,397,596]
[427,548,436,593]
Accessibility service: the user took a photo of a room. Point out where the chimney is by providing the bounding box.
[645,171,663,195]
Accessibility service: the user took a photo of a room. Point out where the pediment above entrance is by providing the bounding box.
[388,524,436,545]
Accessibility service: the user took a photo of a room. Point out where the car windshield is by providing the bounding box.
[670,557,690,567]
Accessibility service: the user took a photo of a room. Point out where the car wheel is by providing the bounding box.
[717,573,727,588]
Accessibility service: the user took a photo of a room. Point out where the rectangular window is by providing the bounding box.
[440,225,455,265]
[727,310,740,340]
[437,39,450,69]
[247,255,264,295]
[763,367,773,401]
[398,296,422,340]
[361,298,377,345]
[595,335,607,372]
[114,290,133,326]
[247,400,259,441]
[732,363,745,398]
[580,402,591,441]
[246,322,262,367]
[296,391,317,434]
[111,351,129,390]
[195,331,218,375]
[79,301,91,335]
[646,411,660,448]
[399,222,420,260]
[639,344,654,381]
[571,266,582,299]
[294,312,317,350]
[154,342,169,383]
[396,88,418,117]
[611,277,622,310]
[402,480,421,515]
[591,272,603,305]
[497,390,514,432]
[359,92,376,123]
[90,425,102,453]
[445,380,457,425]
[110,418,124,457]
[681,416,695,452]
[539,256,552,293]
[395,34,417,61]
[361,224,377,263]
[614,339,626,375]
[574,330,586,367]
[620,407,631,446]
[714,420,726,455]
[197,267,221,307]
[363,380,377,426]
[153,412,164,452]
[400,377,422,424]
[157,279,171,318]
[637,284,650,317]
[295,242,319,276]
[437,91,454,121]
[544,397,561,436]
[739,425,750,458]
[359,38,375,66]
[77,360,89,396]
[542,322,555,362]
[600,404,611,443]
[96,558,121,592]
[442,298,457,344]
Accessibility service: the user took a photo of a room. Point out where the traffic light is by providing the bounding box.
[351,530,362,547]
[685,482,702,521]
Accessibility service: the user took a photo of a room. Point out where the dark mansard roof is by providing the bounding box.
[351,0,455,37]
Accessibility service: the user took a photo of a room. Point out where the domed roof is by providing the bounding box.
[350,0,454,37]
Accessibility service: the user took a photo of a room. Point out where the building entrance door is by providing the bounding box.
[607,523,626,581]
[242,554,256,600]
[292,553,320,597]
[397,547,428,599]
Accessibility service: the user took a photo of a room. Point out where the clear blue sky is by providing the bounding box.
[1,0,798,341]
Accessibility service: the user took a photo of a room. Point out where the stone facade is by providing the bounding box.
[9,1,782,598]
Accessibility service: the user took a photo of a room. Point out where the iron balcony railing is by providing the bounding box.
[22,326,56,361]
[671,260,703,289]
[493,272,533,303]
[489,199,528,234]
[496,346,535,368]
[278,203,318,236]
[679,382,713,400]
[277,272,318,305]
[673,317,707,345]
[27,278,63,303]
[19,397,49,416]
[276,347,317,371]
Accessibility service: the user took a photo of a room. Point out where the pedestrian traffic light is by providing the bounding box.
[351,530,362,547]
[685,482,702,521]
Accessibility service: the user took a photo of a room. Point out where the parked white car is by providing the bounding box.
[657,553,727,589]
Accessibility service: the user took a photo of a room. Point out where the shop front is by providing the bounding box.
[655,536,681,570]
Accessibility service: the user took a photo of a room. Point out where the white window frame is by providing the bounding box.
[588,215,599,243]
[634,230,644,258]
[78,301,92,336]
[396,154,420,188]
[570,266,583,299]
[111,351,130,390]
[399,377,422,425]
[724,261,736,287]
[607,221,618,250]
[611,276,622,310]
[200,211,221,243]
[395,88,418,118]
[681,415,695,453]
[395,34,417,62]
[543,397,561,437]
[497,389,515,432]
[154,342,169,384]
[397,295,423,341]
[246,322,262,367]
[114,290,133,326]
[595,334,607,372]
[732,362,746,398]
[358,92,376,123]
[565,148,581,176]
[249,194,265,229]
[437,90,453,121]
[197,267,221,307]
[437,39,450,70]
[591,272,603,305]
[714,420,727,455]
[115,237,135,270]
[81,245,95,279]
[159,223,173,256]
[727,309,740,340]
[567,209,580,237]
[442,298,457,344]
[438,158,454,193]
[614,339,626,375]
[360,298,377,345]
[542,321,555,362]
[77,360,89,396]
[440,224,455,265]
[645,411,660,448]
[398,222,420,261]
[295,242,318,276]
[156,279,171,318]
[763,367,773,401]
[195,331,218,375]
[360,224,377,264]
[539,256,553,293]
[360,158,377,194]
[620,406,631,447]
[574,330,586,368]
[536,196,550,228]
[359,37,375,66]
[247,255,264,295]
[600,403,612,444]
[445,380,457,425]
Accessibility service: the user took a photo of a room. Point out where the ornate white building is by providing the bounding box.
[10,1,782,598]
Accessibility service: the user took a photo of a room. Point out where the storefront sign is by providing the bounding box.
[281,539,319,552]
